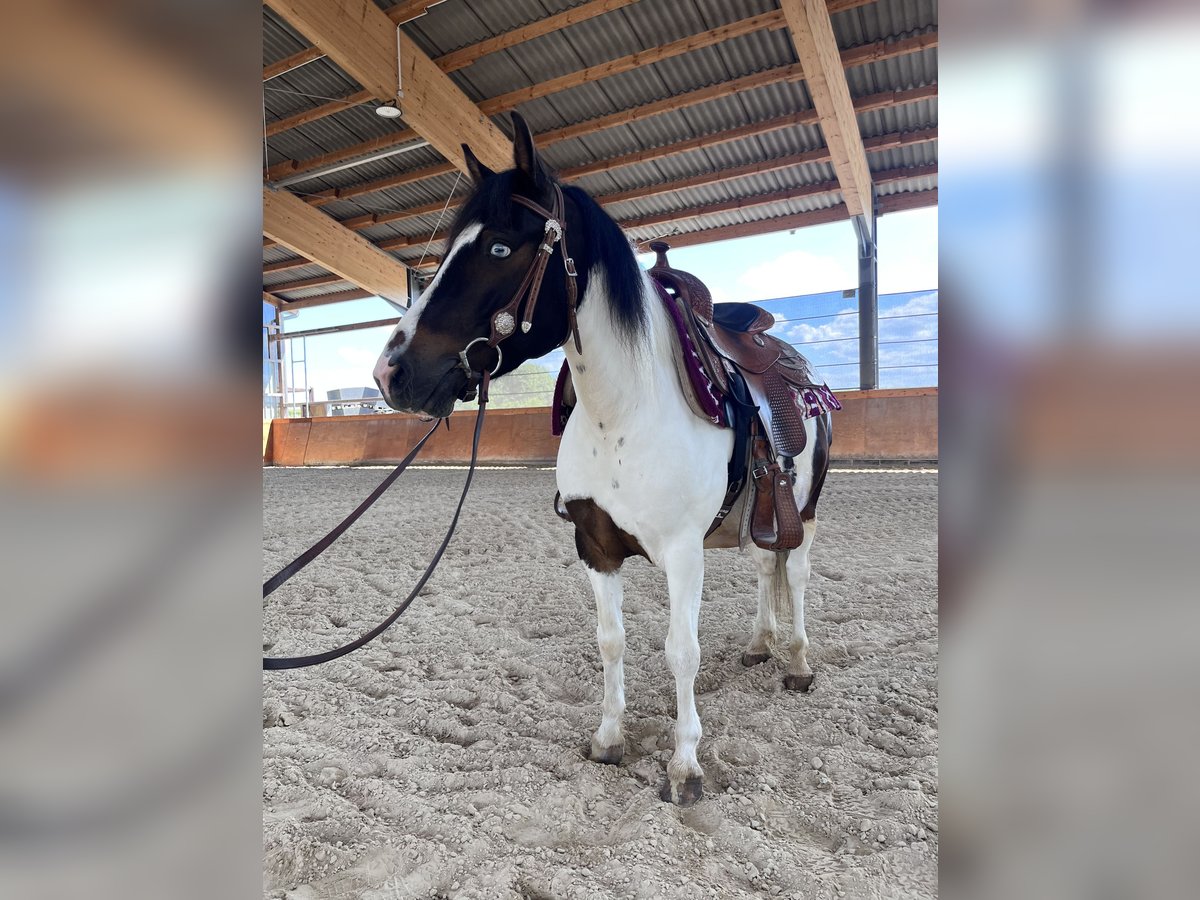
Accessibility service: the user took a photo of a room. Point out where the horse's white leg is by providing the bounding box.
[585,567,626,764]
[783,520,818,692]
[741,545,779,666]
[659,540,705,806]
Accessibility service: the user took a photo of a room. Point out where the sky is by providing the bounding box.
[270,206,938,402]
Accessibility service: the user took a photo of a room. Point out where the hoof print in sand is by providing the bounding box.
[740,651,771,667]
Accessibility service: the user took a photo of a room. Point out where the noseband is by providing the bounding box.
[457,183,581,401]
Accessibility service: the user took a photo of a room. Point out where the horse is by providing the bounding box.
[373,112,831,806]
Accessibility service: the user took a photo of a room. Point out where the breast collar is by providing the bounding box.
[457,182,581,401]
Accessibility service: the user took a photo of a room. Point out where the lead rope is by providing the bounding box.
[263,372,490,670]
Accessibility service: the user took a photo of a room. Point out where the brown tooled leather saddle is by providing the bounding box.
[555,242,840,552]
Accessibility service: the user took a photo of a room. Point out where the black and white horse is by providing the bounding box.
[374,114,830,806]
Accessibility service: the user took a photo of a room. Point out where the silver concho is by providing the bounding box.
[494,311,516,336]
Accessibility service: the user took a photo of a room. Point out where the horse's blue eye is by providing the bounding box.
[489,242,511,258]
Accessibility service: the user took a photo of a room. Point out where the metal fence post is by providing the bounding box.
[855,211,879,390]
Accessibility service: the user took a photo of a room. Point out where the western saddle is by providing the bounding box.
[554,242,840,552]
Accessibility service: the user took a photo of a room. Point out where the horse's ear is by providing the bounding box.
[511,111,549,191]
[462,144,494,184]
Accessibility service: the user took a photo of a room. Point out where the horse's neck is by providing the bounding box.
[565,269,677,430]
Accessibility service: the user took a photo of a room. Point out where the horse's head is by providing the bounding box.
[373,113,586,417]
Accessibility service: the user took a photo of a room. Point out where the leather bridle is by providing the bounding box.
[262,184,584,671]
[457,183,581,401]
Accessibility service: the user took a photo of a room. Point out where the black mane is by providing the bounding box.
[449,170,647,344]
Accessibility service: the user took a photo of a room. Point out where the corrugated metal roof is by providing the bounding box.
[264,0,937,291]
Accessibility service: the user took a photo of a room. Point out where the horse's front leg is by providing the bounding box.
[585,567,626,764]
[660,540,705,806]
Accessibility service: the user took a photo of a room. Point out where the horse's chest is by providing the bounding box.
[556,415,729,549]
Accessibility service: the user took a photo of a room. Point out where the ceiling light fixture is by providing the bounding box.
[375,101,402,119]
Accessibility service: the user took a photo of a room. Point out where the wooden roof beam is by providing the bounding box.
[264,0,510,173]
[561,84,935,180]
[263,187,409,303]
[263,46,324,82]
[640,188,937,252]
[264,273,347,293]
[278,288,375,311]
[596,126,937,206]
[373,152,936,253]
[436,0,642,73]
[264,89,372,137]
[265,31,935,186]
[781,0,876,232]
[478,10,787,115]
[436,0,879,74]
[619,164,937,231]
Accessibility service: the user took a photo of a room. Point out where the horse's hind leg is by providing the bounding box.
[584,567,627,765]
[783,519,817,692]
[659,540,706,806]
[741,545,778,667]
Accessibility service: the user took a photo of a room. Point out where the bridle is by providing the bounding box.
[262,184,584,671]
[456,183,582,401]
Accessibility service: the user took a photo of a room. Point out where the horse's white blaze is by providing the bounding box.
[373,223,483,393]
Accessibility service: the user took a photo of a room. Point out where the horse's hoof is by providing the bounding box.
[588,742,624,765]
[741,651,771,667]
[659,776,704,807]
[783,673,815,692]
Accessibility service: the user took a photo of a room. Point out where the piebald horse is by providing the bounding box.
[374,114,830,806]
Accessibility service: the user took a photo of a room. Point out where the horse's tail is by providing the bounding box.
[769,550,792,627]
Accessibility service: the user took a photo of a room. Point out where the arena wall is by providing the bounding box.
[264,388,936,466]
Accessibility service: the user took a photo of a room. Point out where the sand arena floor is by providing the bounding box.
[263,467,937,900]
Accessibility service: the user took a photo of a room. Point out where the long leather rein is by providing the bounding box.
[264,187,579,671]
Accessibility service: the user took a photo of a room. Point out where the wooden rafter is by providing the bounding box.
[265,89,373,137]
[307,161,457,207]
[264,0,510,173]
[781,0,875,230]
[333,85,931,232]
[266,129,418,183]
[263,187,409,303]
[262,46,324,81]
[436,0,642,73]
[277,126,935,259]
[265,31,935,189]
[264,273,347,293]
[385,2,449,25]
[639,188,937,251]
[558,84,935,181]
[371,151,936,254]
[264,256,313,275]
[618,165,937,231]
[403,186,936,267]
[596,127,937,206]
[479,10,787,116]
[435,0,880,74]
[278,288,375,311]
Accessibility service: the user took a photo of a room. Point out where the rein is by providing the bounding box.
[263,186,580,671]
[262,372,491,671]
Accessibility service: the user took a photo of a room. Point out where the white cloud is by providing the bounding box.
[736,249,857,302]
